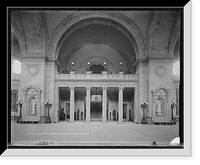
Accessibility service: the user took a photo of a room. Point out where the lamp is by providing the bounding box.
[45,100,52,123]
[87,62,90,71]
[141,99,148,124]
[16,98,22,122]
[103,62,106,71]
[171,100,177,124]
[119,62,123,72]
[71,62,74,71]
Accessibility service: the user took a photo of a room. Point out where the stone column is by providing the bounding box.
[70,87,75,122]
[86,87,91,123]
[118,87,124,124]
[54,86,59,123]
[134,87,139,123]
[102,87,107,123]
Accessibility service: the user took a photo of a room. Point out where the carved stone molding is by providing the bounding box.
[151,46,168,55]
[152,86,170,102]
[154,66,166,77]
[29,65,39,76]
[151,86,171,117]
[22,85,42,117]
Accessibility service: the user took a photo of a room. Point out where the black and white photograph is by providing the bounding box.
[4,3,193,157]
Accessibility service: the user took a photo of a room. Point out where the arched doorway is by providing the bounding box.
[89,64,108,74]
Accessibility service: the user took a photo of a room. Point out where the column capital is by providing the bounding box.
[102,87,108,90]
[119,86,124,90]
[86,87,91,90]
[69,87,75,90]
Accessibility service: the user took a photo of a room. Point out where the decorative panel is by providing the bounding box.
[152,86,170,117]
[22,85,42,118]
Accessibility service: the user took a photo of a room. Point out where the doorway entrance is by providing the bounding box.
[91,102,102,121]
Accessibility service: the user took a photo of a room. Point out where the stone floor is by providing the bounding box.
[10,121,179,146]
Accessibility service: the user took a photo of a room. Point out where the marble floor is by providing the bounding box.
[10,121,179,146]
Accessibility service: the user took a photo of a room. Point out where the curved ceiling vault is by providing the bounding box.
[58,18,137,73]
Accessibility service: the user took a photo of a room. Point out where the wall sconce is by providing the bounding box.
[141,99,148,124]
[45,100,52,123]
[87,62,90,71]
[71,62,74,71]
[119,62,123,72]
[103,62,106,71]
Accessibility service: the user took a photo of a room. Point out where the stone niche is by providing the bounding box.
[151,86,171,122]
[22,85,42,121]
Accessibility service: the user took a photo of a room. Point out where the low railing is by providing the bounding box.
[55,72,138,81]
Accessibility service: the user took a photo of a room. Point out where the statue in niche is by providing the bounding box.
[156,98,164,116]
[29,100,37,115]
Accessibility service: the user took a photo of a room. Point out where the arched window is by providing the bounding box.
[89,64,108,74]
[173,60,180,76]
[12,59,21,74]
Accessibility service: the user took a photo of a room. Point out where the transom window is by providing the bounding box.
[173,60,180,76]
[12,60,21,74]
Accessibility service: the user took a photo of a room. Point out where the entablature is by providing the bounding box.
[55,73,139,82]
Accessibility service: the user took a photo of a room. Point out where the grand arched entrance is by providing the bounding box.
[54,15,140,124]
[10,10,181,126]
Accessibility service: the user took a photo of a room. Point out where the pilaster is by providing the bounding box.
[86,87,91,123]
[70,87,75,122]
[118,87,124,124]
[102,87,107,123]
[134,87,139,123]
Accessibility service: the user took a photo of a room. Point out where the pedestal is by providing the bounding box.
[39,116,46,123]
[141,104,148,124]
[141,117,148,124]
[45,116,52,123]
[170,118,176,125]
[146,117,154,124]
[39,116,52,124]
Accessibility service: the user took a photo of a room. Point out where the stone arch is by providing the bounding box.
[173,38,180,58]
[49,11,145,61]
[11,21,26,55]
[168,27,180,56]
[62,41,131,73]
[168,11,181,56]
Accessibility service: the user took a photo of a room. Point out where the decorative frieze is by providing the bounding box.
[151,86,171,117]
[151,46,168,55]
[56,73,138,81]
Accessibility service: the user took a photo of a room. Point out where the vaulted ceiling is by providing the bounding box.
[11,10,181,73]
